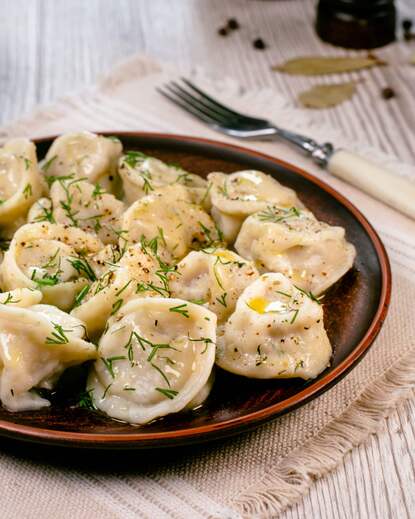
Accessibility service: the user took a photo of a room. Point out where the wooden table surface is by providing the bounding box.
[1,1,414,517]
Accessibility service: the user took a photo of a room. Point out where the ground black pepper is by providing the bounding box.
[253,38,266,50]
[381,87,396,100]
[227,18,239,30]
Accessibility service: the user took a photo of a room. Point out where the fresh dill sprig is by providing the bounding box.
[78,389,96,410]
[40,249,60,270]
[0,293,21,305]
[155,387,178,399]
[257,206,301,224]
[151,362,171,387]
[92,183,106,198]
[122,150,147,169]
[31,269,60,287]
[101,355,127,378]
[23,183,32,199]
[218,181,229,198]
[188,336,215,354]
[215,292,228,308]
[42,155,57,173]
[102,383,113,399]
[200,182,212,205]
[294,285,324,305]
[141,171,154,195]
[73,285,90,308]
[110,298,123,315]
[45,322,72,344]
[169,303,189,318]
[22,157,31,170]
[33,203,56,224]
[68,256,97,281]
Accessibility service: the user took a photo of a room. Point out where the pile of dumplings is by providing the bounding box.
[0,132,356,425]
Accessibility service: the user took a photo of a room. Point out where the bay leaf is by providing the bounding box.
[273,55,385,75]
[298,82,357,109]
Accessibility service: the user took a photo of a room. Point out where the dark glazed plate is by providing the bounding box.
[0,133,391,449]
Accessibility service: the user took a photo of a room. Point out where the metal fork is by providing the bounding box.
[157,78,333,167]
[157,78,415,220]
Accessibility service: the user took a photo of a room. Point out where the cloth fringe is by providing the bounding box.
[234,349,415,518]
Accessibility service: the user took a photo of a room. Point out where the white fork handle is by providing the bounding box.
[327,149,415,220]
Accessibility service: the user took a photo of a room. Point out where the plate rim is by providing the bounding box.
[0,132,392,447]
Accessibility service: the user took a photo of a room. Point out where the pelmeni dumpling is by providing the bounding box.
[42,132,122,193]
[119,151,208,205]
[0,222,103,310]
[0,304,97,411]
[216,273,332,380]
[122,184,222,264]
[170,249,259,323]
[48,177,125,244]
[0,138,44,225]
[71,244,161,337]
[208,170,303,243]
[88,297,216,424]
[235,205,356,295]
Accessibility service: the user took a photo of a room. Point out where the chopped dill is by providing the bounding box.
[68,256,97,281]
[257,206,301,224]
[45,322,72,345]
[155,387,178,399]
[0,293,21,305]
[23,183,32,199]
[78,389,96,410]
[73,285,90,308]
[169,303,189,318]
[215,292,228,308]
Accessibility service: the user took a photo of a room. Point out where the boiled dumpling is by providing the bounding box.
[71,244,162,337]
[88,297,216,424]
[122,184,222,264]
[170,249,259,322]
[235,205,356,295]
[48,177,125,244]
[208,170,303,243]
[0,138,45,225]
[216,273,332,380]
[42,132,122,194]
[119,151,207,205]
[0,303,97,411]
[0,222,103,310]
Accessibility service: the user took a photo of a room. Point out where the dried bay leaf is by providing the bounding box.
[273,55,385,75]
[298,82,357,109]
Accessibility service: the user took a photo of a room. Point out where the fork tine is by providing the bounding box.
[181,78,264,123]
[157,87,219,126]
[170,80,239,121]
[165,82,229,124]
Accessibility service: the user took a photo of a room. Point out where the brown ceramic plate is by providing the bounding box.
[0,133,391,449]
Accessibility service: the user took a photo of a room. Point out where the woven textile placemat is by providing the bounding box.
[0,55,414,519]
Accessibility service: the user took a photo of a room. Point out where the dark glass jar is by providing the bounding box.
[316,0,396,49]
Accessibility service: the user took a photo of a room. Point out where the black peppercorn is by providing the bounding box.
[218,27,228,37]
[381,87,396,100]
[227,18,239,30]
[253,38,266,50]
